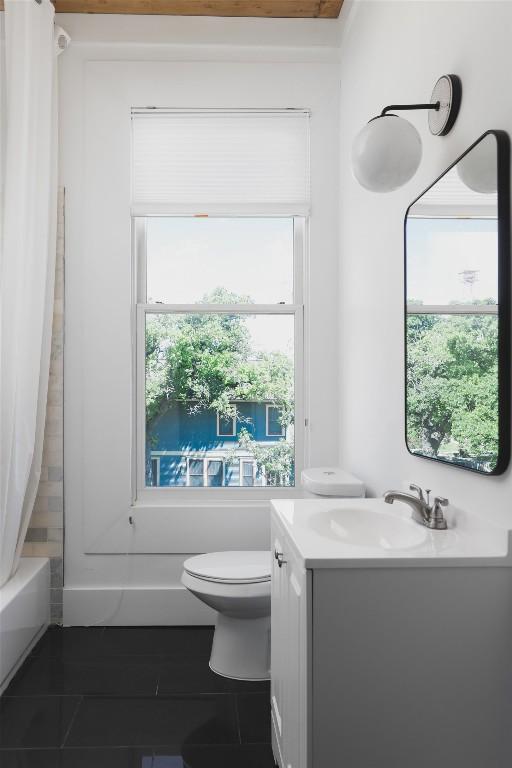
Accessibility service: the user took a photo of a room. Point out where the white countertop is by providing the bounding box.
[271,498,512,569]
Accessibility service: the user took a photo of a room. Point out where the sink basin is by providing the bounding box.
[309,507,427,551]
[272,497,509,567]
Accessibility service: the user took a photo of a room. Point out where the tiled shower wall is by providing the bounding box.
[22,189,65,624]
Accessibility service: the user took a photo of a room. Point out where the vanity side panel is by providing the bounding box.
[312,566,512,768]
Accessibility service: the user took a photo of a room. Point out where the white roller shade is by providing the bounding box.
[131,109,310,216]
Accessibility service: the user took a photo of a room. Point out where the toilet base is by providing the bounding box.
[209,613,270,681]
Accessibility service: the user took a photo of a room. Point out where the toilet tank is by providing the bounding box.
[301,467,365,498]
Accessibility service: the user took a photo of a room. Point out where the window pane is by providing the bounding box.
[267,406,284,436]
[406,218,498,306]
[242,460,254,487]
[188,459,204,487]
[406,313,498,473]
[207,460,223,487]
[145,312,295,487]
[146,217,294,304]
[218,414,235,437]
[150,458,159,487]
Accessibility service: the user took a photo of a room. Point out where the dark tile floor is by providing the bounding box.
[0,626,275,767]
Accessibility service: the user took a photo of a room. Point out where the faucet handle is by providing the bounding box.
[409,484,425,503]
[430,496,449,529]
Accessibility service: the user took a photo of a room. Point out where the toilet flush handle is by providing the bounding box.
[276,551,287,568]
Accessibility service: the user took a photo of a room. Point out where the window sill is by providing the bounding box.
[133,487,304,508]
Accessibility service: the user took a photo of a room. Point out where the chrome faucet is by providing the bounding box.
[383,484,449,530]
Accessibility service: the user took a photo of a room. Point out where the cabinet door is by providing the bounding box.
[271,520,310,768]
[271,526,287,764]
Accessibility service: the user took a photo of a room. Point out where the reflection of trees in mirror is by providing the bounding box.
[407,312,498,472]
[145,287,295,485]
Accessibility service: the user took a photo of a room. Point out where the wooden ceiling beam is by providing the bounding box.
[0,1,344,18]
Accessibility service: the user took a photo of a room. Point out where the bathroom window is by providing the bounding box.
[135,216,304,497]
[132,109,308,499]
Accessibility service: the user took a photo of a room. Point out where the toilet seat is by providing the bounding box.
[183,551,270,585]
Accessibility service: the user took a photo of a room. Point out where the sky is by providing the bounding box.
[406,218,498,305]
[146,217,295,356]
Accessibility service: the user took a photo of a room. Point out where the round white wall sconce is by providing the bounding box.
[352,115,422,193]
[352,74,462,193]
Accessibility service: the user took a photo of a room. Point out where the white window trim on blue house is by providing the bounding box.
[134,215,306,502]
[150,456,161,487]
[265,404,285,437]
[186,457,226,488]
[216,409,237,437]
[239,458,260,487]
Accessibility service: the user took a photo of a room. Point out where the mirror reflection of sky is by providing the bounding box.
[406,218,498,305]
[146,217,294,356]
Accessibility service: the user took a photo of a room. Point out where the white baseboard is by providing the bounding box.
[63,585,216,626]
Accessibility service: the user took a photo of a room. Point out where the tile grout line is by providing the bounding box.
[233,693,243,745]
[1,628,271,757]
[59,695,83,748]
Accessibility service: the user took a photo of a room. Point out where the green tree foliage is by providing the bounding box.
[231,427,294,487]
[145,287,294,429]
[407,310,498,467]
[146,287,295,484]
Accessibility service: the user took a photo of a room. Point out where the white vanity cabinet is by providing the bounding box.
[270,512,311,768]
[270,499,512,768]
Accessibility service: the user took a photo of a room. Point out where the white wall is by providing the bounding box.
[338,1,512,529]
[58,14,344,624]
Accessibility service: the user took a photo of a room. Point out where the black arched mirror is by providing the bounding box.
[405,130,510,474]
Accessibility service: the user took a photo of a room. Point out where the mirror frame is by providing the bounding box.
[404,129,511,475]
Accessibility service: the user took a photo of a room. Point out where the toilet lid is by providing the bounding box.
[183,551,271,584]
[301,466,365,497]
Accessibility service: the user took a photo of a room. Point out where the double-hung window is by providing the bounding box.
[132,109,310,497]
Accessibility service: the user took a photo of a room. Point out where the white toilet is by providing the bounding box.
[181,467,364,681]
[182,550,271,680]
[301,466,365,498]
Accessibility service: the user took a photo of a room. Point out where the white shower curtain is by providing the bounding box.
[0,0,64,587]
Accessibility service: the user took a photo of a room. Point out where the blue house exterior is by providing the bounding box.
[146,400,287,487]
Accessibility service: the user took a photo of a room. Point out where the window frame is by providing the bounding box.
[150,456,161,487]
[185,456,226,487]
[240,458,258,487]
[186,457,205,487]
[265,403,285,437]
[207,457,225,487]
[216,409,237,437]
[133,215,306,503]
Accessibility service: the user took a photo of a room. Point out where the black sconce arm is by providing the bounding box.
[380,102,440,117]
